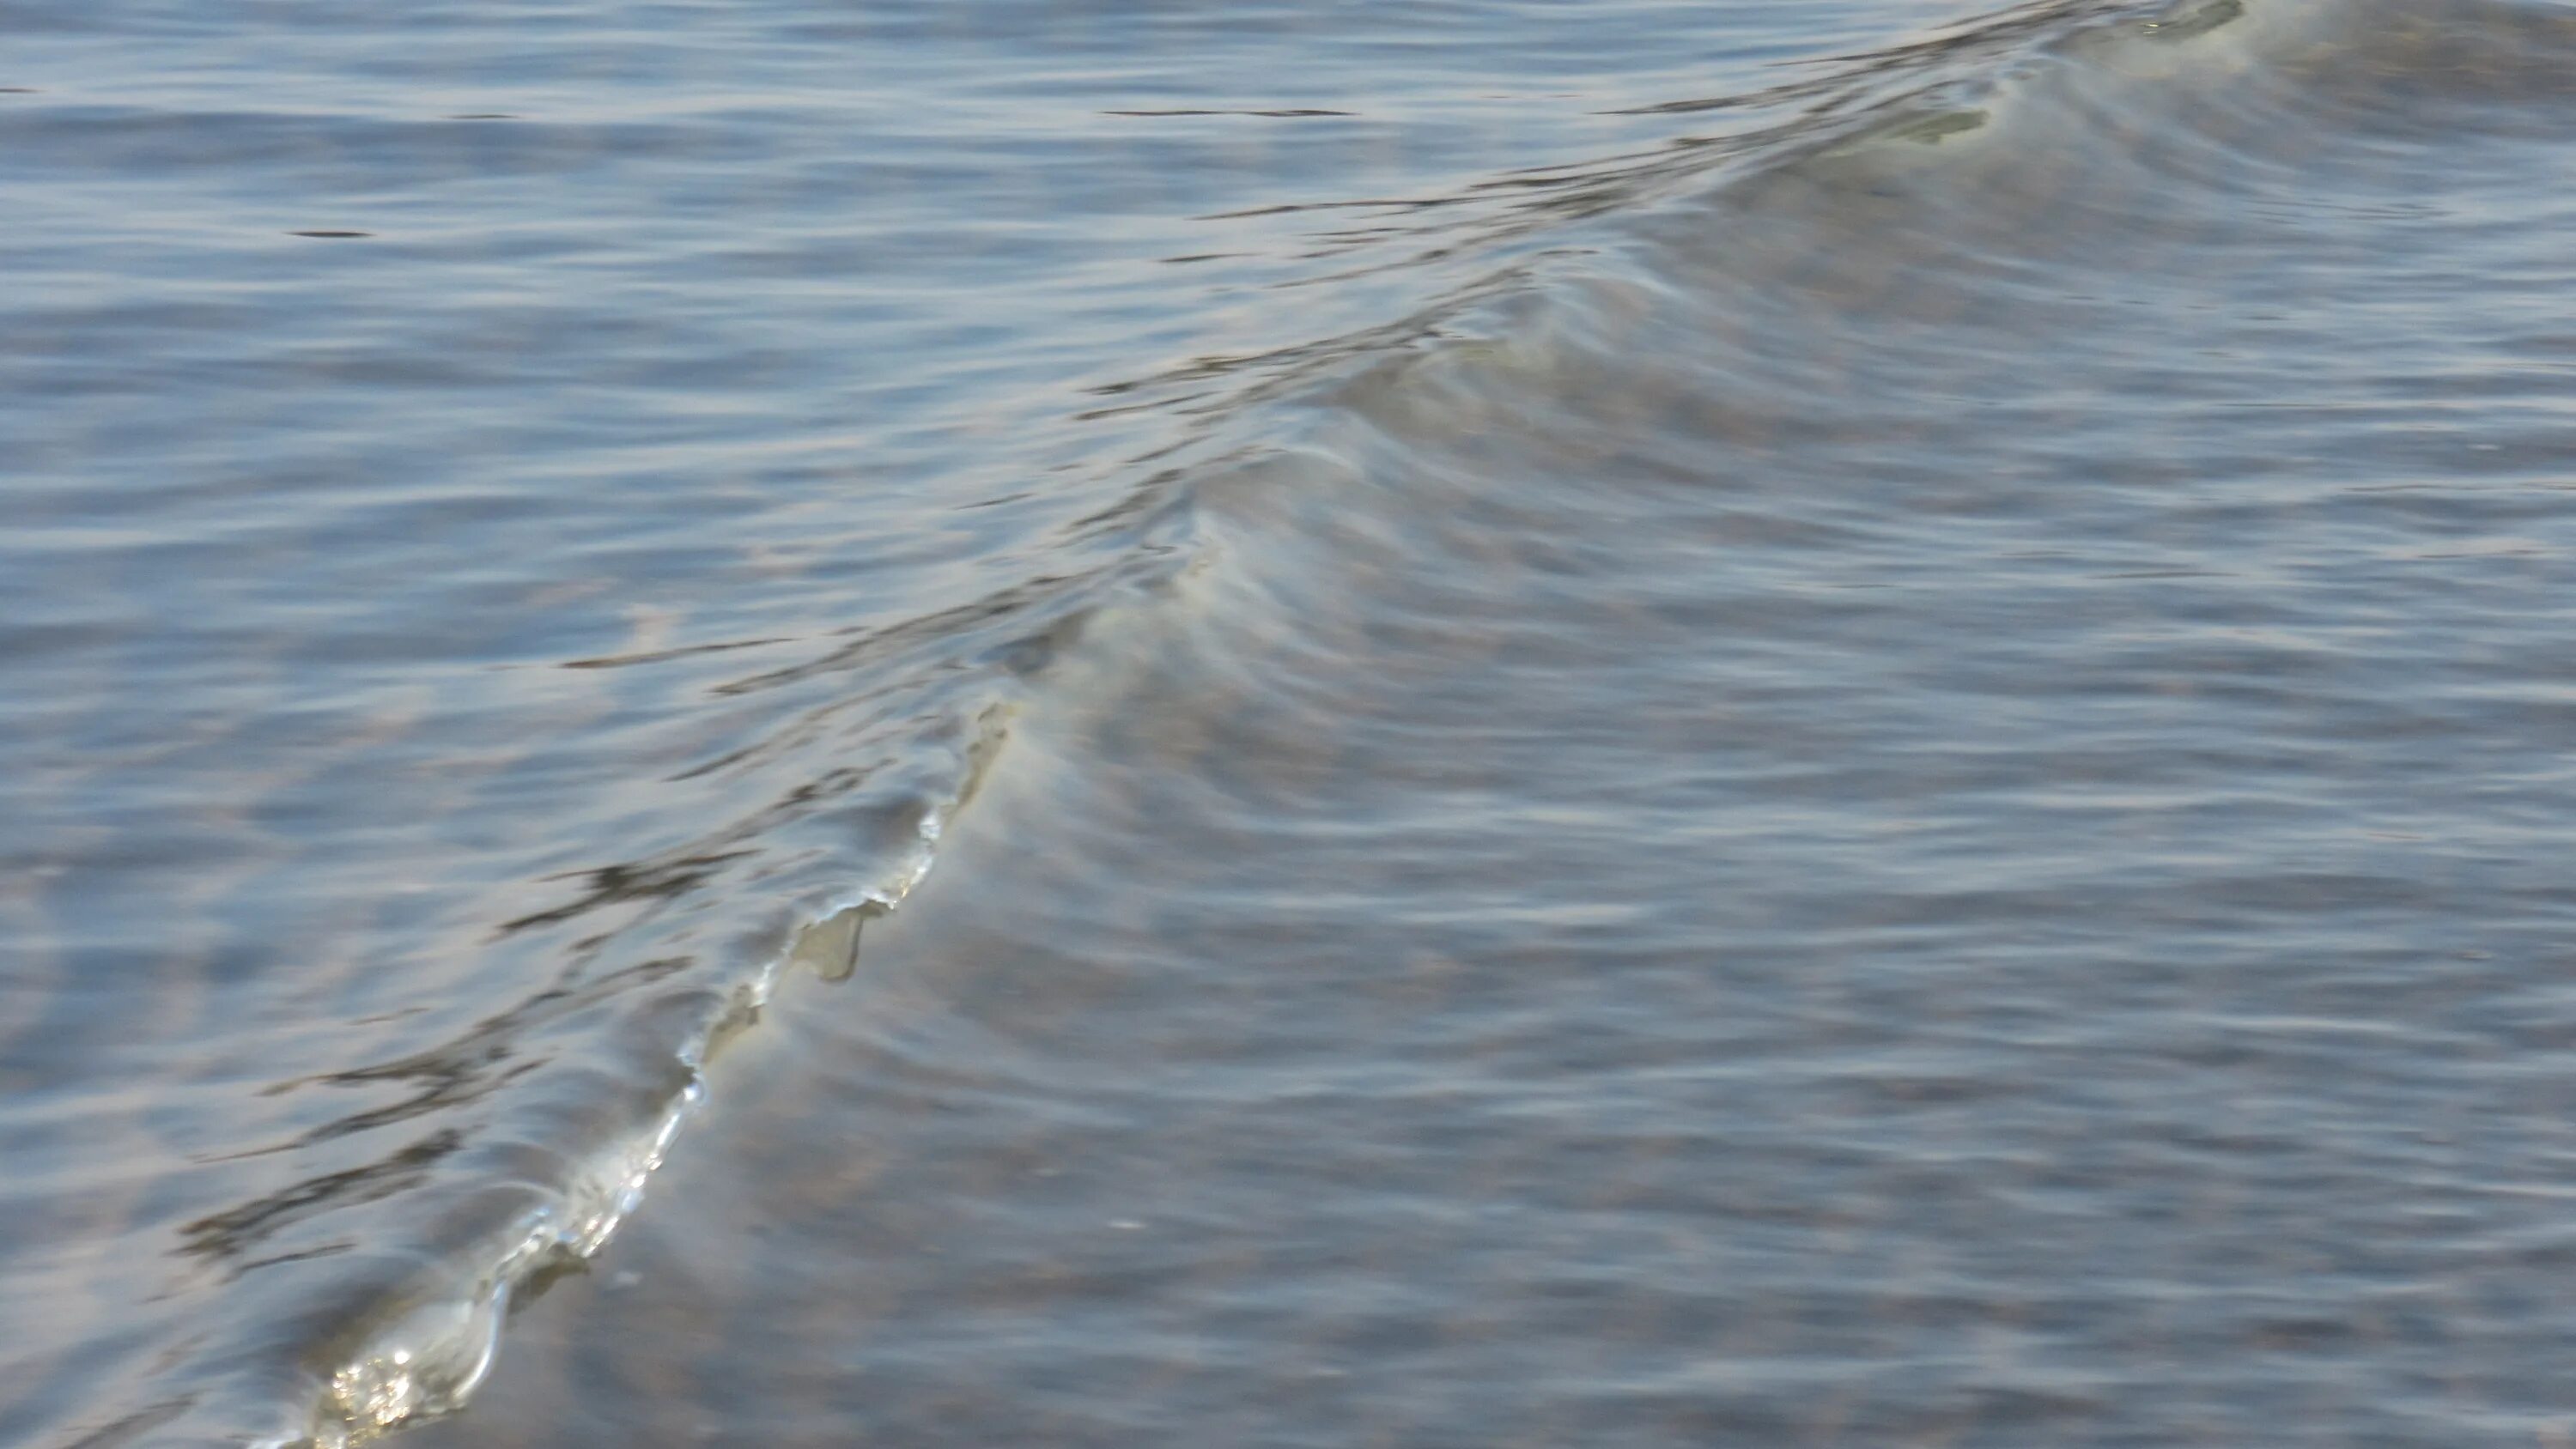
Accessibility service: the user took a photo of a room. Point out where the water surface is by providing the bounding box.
[9,0,2576,1445]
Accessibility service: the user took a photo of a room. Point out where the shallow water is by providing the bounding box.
[9,0,2576,1445]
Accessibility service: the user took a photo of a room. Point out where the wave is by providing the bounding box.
[63,0,2576,1443]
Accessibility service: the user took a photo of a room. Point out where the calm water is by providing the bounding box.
[9,0,2576,1444]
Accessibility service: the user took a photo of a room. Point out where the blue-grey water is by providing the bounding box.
[9,0,2576,1445]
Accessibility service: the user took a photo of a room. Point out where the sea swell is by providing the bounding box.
[45,0,2576,1442]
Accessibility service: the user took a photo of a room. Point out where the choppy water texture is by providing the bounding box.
[8,0,2576,1444]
